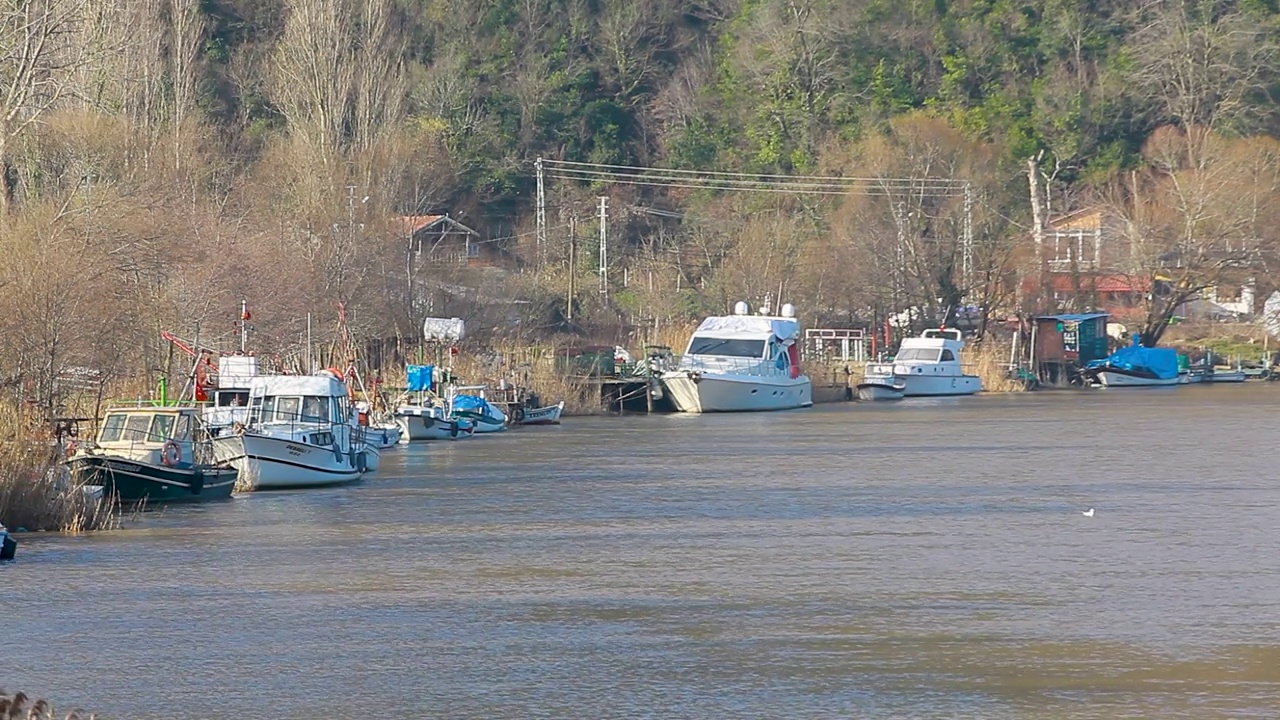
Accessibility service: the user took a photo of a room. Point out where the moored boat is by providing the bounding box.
[517,401,565,425]
[661,301,813,413]
[1083,340,1181,387]
[450,389,508,432]
[66,406,237,504]
[861,328,982,397]
[395,404,476,441]
[211,371,368,489]
[856,375,906,401]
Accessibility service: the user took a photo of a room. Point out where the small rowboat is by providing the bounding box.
[518,401,564,425]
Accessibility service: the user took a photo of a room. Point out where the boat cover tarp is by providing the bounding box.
[452,394,494,414]
[695,315,799,341]
[423,317,465,342]
[249,374,346,397]
[1086,345,1180,379]
[406,365,434,392]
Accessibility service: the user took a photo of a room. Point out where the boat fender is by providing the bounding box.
[349,448,363,472]
[190,469,204,495]
[354,450,367,473]
[332,443,344,463]
[161,440,182,467]
[450,421,459,438]
[513,406,525,425]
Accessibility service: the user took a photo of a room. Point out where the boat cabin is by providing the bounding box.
[247,374,353,428]
[678,302,802,377]
[889,328,969,376]
[93,407,206,467]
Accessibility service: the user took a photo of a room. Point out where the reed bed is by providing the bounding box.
[0,690,96,720]
[969,339,1024,393]
[0,407,116,533]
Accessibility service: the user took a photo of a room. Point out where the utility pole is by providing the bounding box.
[1027,153,1047,313]
[598,196,608,295]
[536,157,547,272]
[567,217,577,323]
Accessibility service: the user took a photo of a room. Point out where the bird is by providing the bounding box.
[1082,508,1095,517]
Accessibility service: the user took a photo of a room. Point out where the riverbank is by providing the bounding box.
[0,409,115,534]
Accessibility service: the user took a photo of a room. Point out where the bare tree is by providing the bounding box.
[271,0,356,162]
[0,0,109,213]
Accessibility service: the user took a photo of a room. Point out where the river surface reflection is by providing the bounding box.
[4,386,1280,718]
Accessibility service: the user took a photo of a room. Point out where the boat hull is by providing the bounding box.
[856,380,905,401]
[362,424,402,449]
[212,434,362,489]
[1095,370,1180,387]
[519,402,564,425]
[66,454,237,504]
[1,528,15,560]
[662,373,812,413]
[395,412,475,441]
[452,411,507,433]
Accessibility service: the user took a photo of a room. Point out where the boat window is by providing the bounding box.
[301,396,327,423]
[331,397,348,424]
[686,336,766,358]
[896,348,942,362]
[150,414,175,441]
[940,349,956,362]
[216,391,248,407]
[123,414,154,442]
[274,396,301,422]
[172,413,193,441]
[99,413,127,442]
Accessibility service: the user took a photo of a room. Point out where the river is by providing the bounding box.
[4,386,1280,719]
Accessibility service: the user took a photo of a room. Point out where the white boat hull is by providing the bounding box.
[362,423,402,449]
[519,401,565,425]
[856,380,905,401]
[899,373,982,396]
[213,433,363,489]
[1095,371,1181,387]
[395,412,475,441]
[662,373,812,413]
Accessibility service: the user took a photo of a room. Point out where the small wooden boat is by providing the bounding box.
[517,401,565,425]
[67,406,238,504]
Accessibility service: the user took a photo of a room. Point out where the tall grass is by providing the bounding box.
[0,407,115,533]
[969,339,1024,393]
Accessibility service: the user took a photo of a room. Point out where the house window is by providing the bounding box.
[466,240,479,258]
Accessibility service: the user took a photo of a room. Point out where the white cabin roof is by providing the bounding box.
[248,374,347,397]
[218,355,260,388]
[900,328,966,351]
[693,315,799,341]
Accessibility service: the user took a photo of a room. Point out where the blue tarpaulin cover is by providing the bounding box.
[1085,345,1179,380]
[407,365,434,392]
[451,394,492,413]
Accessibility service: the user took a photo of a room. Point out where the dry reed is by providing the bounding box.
[0,407,116,533]
[0,689,96,720]
[968,339,1024,393]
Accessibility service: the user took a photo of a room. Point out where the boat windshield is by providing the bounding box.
[896,347,942,362]
[686,336,766,358]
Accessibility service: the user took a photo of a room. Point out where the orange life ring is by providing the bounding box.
[161,440,182,467]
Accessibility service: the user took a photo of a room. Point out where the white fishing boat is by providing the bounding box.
[861,328,982,397]
[517,401,565,425]
[201,354,260,435]
[661,301,812,413]
[395,404,476,441]
[855,376,906,401]
[211,371,369,488]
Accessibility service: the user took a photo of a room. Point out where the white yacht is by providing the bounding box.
[862,328,982,397]
[661,302,813,413]
[211,371,370,488]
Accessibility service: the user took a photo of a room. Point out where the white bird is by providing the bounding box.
[1082,508,1095,517]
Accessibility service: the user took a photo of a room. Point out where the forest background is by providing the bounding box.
[5,0,1280,412]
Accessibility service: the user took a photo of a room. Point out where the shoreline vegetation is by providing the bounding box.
[0,690,95,720]
[0,410,115,534]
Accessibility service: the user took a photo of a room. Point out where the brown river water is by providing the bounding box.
[4,386,1280,719]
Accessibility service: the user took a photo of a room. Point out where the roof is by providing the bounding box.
[1036,313,1109,322]
[395,214,478,237]
[693,315,799,340]
[1023,273,1152,295]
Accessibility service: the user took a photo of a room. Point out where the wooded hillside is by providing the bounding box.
[4,0,1280,407]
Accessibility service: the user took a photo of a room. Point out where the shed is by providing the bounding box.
[1033,312,1109,387]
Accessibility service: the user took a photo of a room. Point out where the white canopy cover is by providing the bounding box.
[423,317,466,342]
[248,374,347,398]
[694,315,799,342]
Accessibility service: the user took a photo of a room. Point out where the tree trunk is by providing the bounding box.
[0,134,12,214]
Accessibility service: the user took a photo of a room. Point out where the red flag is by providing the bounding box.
[242,308,251,320]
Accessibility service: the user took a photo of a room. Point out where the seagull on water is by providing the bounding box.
[1082,508,1095,517]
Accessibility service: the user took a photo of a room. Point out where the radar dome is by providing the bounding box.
[780,303,796,318]
[733,301,749,315]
